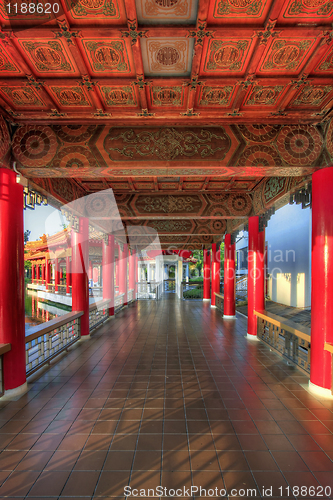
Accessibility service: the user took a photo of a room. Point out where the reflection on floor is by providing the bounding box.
[0,295,332,499]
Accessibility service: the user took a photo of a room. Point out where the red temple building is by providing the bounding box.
[0,0,333,496]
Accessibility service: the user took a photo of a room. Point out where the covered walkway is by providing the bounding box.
[0,297,332,499]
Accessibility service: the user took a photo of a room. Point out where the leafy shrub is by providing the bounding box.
[183,288,203,299]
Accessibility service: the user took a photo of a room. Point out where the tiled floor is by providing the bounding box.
[0,294,332,499]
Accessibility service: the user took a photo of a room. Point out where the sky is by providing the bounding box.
[24,204,64,242]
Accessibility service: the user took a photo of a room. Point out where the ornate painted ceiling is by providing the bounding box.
[1,0,333,124]
[1,0,333,248]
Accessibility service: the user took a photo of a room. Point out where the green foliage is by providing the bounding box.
[24,229,31,244]
[183,287,203,299]
[192,249,203,276]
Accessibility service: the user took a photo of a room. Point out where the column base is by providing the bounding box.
[203,298,210,301]
[224,315,236,319]
[211,305,216,308]
[109,314,115,319]
[308,381,333,398]
[4,381,28,398]
[246,333,260,341]
[80,334,91,341]
[66,293,70,296]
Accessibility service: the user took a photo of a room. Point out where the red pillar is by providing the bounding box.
[203,249,211,300]
[36,263,40,282]
[31,263,35,281]
[134,252,138,299]
[69,260,72,287]
[211,243,220,307]
[224,234,236,318]
[45,258,50,291]
[32,295,36,316]
[66,256,70,295]
[115,255,119,291]
[89,260,93,282]
[102,234,115,317]
[119,243,128,306]
[129,248,135,298]
[42,262,45,284]
[55,258,60,293]
[310,167,333,393]
[72,217,89,337]
[0,168,26,394]
[247,216,265,337]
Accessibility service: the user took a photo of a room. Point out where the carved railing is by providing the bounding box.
[89,286,103,297]
[25,291,135,377]
[324,343,333,395]
[254,311,311,374]
[89,299,112,331]
[236,276,247,300]
[137,282,163,300]
[215,293,224,313]
[47,284,69,295]
[115,292,125,312]
[164,279,176,293]
[0,344,11,397]
[25,312,83,377]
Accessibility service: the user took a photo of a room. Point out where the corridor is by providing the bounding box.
[0,296,332,499]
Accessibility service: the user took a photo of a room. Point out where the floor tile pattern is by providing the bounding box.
[0,295,332,499]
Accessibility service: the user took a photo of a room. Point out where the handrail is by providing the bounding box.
[214,292,224,312]
[0,344,11,396]
[136,281,163,284]
[25,312,82,377]
[254,310,310,343]
[0,344,11,356]
[89,299,112,312]
[324,342,333,354]
[25,291,137,377]
[26,311,84,342]
[324,343,333,395]
[254,310,311,374]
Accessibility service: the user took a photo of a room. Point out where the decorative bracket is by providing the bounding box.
[320,29,333,45]
[79,75,98,91]
[61,208,80,232]
[187,21,214,46]
[24,187,48,210]
[137,108,155,117]
[93,109,112,118]
[291,73,311,89]
[133,75,149,90]
[54,20,80,45]
[181,108,199,117]
[26,76,44,90]
[184,76,204,91]
[256,20,280,45]
[270,110,287,116]
[224,109,243,117]
[121,21,148,46]
[237,74,256,89]
[0,30,9,44]
[47,109,67,118]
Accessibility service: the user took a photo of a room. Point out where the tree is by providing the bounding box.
[24,229,31,244]
[193,249,203,276]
